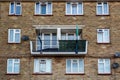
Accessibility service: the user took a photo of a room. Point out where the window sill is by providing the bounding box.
[96,42,111,44]
[8,14,22,16]
[34,14,53,16]
[65,14,84,16]
[65,73,85,75]
[96,14,110,16]
[6,73,20,75]
[32,73,53,75]
[98,73,111,75]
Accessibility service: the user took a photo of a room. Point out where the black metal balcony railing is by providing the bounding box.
[30,40,87,53]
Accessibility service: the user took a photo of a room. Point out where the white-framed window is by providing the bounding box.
[7,59,20,73]
[35,2,52,15]
[98,59,111,74]
[34,59,52,73]
[97,29,110,43]
[96,2,109,15]
[9,2,22,15]
[66,59,84,73]
[8,29,21,43]
[66,2,83,15]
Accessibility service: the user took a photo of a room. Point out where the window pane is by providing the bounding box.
[8,60,13,73]
[97,6,102,14]
[46,59,51,72]
[37,36,42,50]
[97,32,103,43]
[66,3,71,14]
[52,33,57,46]
[34,59,39,73]
[14,63,19,73]
[72,62,78,72]
[79,59,84,72]
[15,33,20,42]
[72,4,77,14]
[68,34,74,40]
[10,3,14,14]
[104,30,109,42]
[16,5,21,15]
[66,60,71,72]
[98,63,104,73]
[44,34,50,48]
[40,60,46,72]
[78,3,82,14]
[61,34,66,40]
[104,3,108,14]
[47,2,52,14]
[105,59,110,73]
[35,3,40,14]
[9,30,14,42]
[41,4,46,14]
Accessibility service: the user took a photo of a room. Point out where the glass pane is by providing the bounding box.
[66,60,71,72]
[72,4,77,15]
[15,33,20,42]
[16,5,21,15]
[68,34,74,40]
[105,59,110,73]
[34,59,39,73]
[66,3,71,14]
[104,30,109,42]
[40,60,46,72]
[14,59,19,63]
[14,63,19,73]
[79,59,84,72]
[97,32,103,43]
[99,59,104,63]
[9,30,14,42]
[37,36,42,50]
[72,62,78,72]
[78,3,82,14]
[36,3,40,14]
[8,60,13,73]
[44,34,50,48]
[47,2,52,14]
[104,3,108,14]
[97,6,102,14]
[61,34,66,40]
[98,63,104,73]
[41,4,46,14]
[46,59,51,72]
[10,3,14,14]
[52,33,57,46]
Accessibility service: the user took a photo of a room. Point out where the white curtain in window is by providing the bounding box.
[7,60,13,73]
[9,30,14,42]
[14,63,20,73]
[105,59,110,73]
[66,3,71,14]
[97,32,103,43]
[98,63,104,73]
[34,59,39,73]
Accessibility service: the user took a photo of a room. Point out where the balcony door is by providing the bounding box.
[36,33,57,50]
[61,33,78,40]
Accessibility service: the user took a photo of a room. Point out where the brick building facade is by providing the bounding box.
[0,0,120,80]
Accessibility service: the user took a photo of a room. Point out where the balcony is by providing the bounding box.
[30,40,88,56]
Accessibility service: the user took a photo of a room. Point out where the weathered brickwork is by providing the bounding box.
[0,1,120,80]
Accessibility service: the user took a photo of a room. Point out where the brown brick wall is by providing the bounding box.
[0,1,120,80]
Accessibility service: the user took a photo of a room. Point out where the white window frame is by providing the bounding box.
[96,2,109,15]
[66,2,83,15]
[9,2,22,15]
[7,59,20,73]
[34,59,52,73]
[66,59,84,73]
[8,29,21,43]
[98,59,111,74]
[97,29,110,43]
[35,2,52,15]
